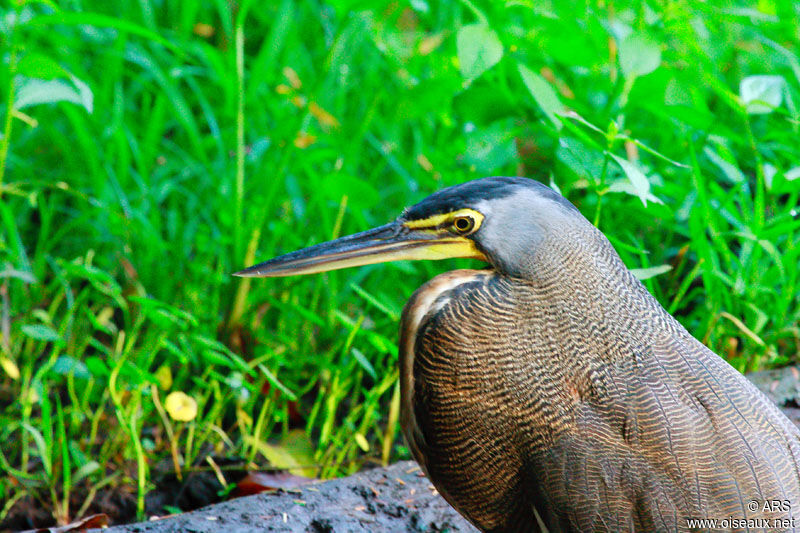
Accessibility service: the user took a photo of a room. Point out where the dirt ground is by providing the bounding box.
[94,461,475,533]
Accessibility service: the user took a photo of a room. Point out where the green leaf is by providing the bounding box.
[0,267,36,283]
[258,364,298,401]
[85,356,109,377]
[740,75,785,114]
[21,324,61,342]
[17,53,68,80]
[557,137,604,182]
[518,63,563,129]
[456,24,503,80]
[703,145,745,184]
[631,264,672,280]
[14,76,93,113]
[609,153,652,206]
[607,180,664,205]
[351,348,377,379]
[73,461,101,484]
[664,78,693,106]
[52,356,90,379]
[21,423,51,478]
[619,32,661,78]
[349,283,400,320]
[464,120,516,172]
[250,429,317,477]
[322,175,380,208]
[26,11,183,56]
[785,167,800,181]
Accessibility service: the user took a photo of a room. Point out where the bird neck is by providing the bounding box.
[520,225,679,361]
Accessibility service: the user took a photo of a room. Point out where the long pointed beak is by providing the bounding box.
[234,221,486,278]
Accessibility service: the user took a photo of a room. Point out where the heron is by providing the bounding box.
[236,176,800,532]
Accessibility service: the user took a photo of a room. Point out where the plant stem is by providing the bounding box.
[0,40,19,199]
[234,23,245,263]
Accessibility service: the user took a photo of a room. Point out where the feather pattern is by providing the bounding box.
[399,221,800,532]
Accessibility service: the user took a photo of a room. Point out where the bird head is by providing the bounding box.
[235,177,587,280]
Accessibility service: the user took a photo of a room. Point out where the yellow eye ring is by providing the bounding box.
[452,215,476,234]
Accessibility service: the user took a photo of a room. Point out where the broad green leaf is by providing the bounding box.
[619,32,661,78]
[456,24,503,80]
[557,137,604,182]
[73,461,101,484]
[17,53,67,80]
[52,356,90,379]
[664,78,693,106]
[518,63,563,129]
[785,167,800,181]
[21,324,60,342]
[15,76,93,113]
[609,154,651,206]
[85,356,109,377]
[631,265,673,280]
[410,0,429,13]
[740,75,785,114]
[322,174,380,208]
[607,181,664,205]
[464,120,516,172]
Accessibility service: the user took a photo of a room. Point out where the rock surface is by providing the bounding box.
[96,461,475,533]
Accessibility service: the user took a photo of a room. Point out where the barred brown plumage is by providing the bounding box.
[237,177,800,532]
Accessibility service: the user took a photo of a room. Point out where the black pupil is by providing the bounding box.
[455,217,472,232]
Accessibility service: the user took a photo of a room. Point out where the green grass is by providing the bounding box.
[1,0,799,526]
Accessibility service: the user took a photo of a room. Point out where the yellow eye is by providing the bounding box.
[452,215,475,234]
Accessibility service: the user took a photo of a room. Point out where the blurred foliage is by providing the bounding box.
[0,0,799,526]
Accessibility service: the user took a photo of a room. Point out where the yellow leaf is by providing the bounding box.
[165,391,198,422]
[193,22,215,38]
[354,433,369,452]
[1,357,20,380]
[155,365,172,391]
[237,406,253,428]
[309,102,339,128]
[418,33,444,56]
[416,154,433,172]
[96,306,114,329]
[293,133,317,149]
[283,66,302,89]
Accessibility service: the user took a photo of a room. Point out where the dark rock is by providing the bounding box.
[95,462,476,533]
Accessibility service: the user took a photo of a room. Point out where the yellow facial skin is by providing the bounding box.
[235,209,487,278]
[397,208,486,262]
[403,208,485,233]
